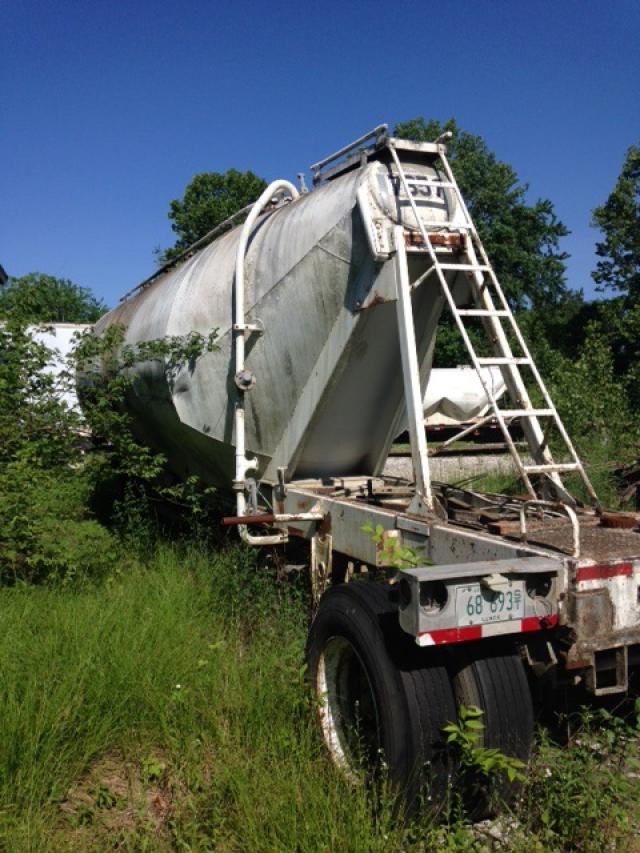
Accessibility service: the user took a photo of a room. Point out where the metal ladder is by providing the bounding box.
[387,142,599,508]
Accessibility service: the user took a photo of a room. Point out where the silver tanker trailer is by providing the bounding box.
[86,125,640,809]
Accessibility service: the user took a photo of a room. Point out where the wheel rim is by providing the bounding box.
[316,636,381,780]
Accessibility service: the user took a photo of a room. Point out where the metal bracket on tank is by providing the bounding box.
[232,319,264,335]
[234,369,257,392]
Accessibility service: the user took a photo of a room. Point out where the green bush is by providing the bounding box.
[0,318,223,583]
[520,706,640,849]
[0,322,121,584]
[544,321,639,506]
[72,324,221,545]
[0,462,120,584]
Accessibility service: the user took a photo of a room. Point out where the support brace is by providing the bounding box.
[393,225,433,514]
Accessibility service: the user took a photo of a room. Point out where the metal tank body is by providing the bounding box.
[90,144,463,489]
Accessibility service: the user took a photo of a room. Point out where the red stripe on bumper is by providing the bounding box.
[419,625,483,645]
[521,614,558,632]
[576,562,632,582]
[418,614,558,646]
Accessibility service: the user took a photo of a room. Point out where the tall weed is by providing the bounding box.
[0,544,639,850]
[0,546,415,850]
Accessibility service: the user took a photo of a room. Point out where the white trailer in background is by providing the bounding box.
[82,127,640,810]
[424,366,506,424]
[29,324,90,412]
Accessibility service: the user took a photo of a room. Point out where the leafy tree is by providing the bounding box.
[394,118,571,311]
[0,272,106,323]
[0,317,220,583]
[73,325,221,540]
[0,320,118,583]
[0,321,80,466]
[544,317,640,506]
[592,142,640,300]
[161,169,267,263]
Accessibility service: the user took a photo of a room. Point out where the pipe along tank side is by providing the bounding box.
[83,144,465,489]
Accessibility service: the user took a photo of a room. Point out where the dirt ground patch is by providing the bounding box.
[56,750,176,850]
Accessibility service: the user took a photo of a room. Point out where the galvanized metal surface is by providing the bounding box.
[282,479,560,565]
[232,180,300,546]
[393,225,432,513]
[119,203,255,303]
[397,144,598,508]
[87,149,458,489]
[310,123,388,180]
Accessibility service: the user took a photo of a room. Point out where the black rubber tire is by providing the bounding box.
[448,639,534,815]
[306,581,456,811]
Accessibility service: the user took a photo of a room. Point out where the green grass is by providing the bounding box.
[452,471,522,495]
[0,544,638,851]
[0,546,422,851]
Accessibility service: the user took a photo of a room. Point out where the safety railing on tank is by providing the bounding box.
[310,124,388,185]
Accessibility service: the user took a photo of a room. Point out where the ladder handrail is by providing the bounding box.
[437,151,598,506]
[387,142,538,499]
[387,140,598,508]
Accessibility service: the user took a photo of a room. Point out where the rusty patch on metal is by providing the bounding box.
[354,290,390,311]
[568,589,614,640]
[318,512,332,537]
[481,512,640,562]
[368,291,389,309]
[599,511,640,530]
[405,231,465,250]
[486,519,521,537]
[430,232,465,249]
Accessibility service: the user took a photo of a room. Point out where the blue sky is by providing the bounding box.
[2,0,639,308]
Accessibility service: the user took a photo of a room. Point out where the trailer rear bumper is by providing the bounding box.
[415,614,558,646]
[281,479,640,693]
[398,557,560,644]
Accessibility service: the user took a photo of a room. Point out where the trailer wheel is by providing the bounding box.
[306,581,456,810]
[448,639,534,815]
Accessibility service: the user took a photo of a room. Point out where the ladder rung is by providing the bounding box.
[497,409,554,418]
[476,357,531,365]
[523,463,581,474]
[457,309,509,317]
[391,154,596,505]
[438,263,490,272]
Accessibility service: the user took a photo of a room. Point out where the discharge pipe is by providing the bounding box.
[233,180,300,545]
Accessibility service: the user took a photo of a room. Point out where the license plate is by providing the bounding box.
[456,581,525,626]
